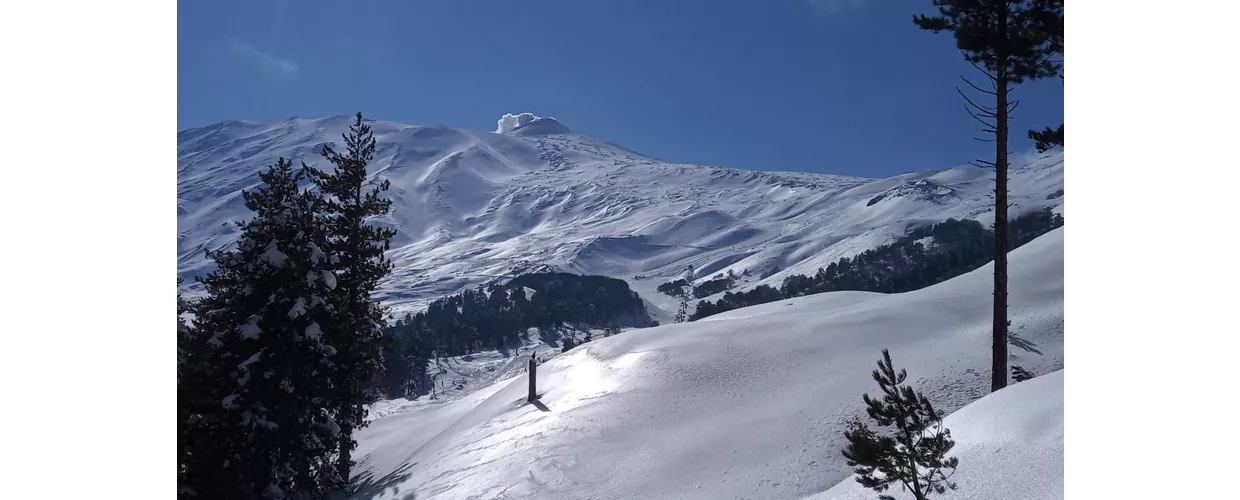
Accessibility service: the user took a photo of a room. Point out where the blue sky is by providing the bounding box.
[178,0,1063,178]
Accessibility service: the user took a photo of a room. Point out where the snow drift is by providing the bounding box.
[348,227,1064,500]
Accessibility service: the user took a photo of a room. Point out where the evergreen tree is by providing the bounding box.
[842,349,959,500]
[177,277,191,385]
[674,283,690,323]
[179,158,341,499]
[306,112,397,485]
[914,0,1062,392]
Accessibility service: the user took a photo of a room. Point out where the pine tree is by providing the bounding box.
[177,277,191,385]
[842,349,959,500]
[179,158,342,499]
[914,0,1062,392]
[306,112,397,485]
[674,283,691,323]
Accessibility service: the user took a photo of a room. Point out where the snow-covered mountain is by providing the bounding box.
[348,227,1064,500]
[177,113,1064,317]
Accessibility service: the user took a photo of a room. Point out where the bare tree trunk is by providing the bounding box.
[528,355,538,402]
[338,414,354,485]
[991,4,1011,393]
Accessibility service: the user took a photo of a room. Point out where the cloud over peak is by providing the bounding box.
[229,38,298,77]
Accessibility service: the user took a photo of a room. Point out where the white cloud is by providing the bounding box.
[495,112,542,134]
[229,38,298,77]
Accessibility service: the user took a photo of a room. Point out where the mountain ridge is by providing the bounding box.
[177,114,1064,318]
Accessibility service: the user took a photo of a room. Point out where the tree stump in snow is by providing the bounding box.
[528,354,538,402]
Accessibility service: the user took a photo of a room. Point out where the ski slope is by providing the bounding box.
[347,227,1065,500]
[808,369,1064,500]
[177,114,1064,317]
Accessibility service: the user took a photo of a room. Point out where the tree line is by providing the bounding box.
[178,113,394,499]
[377,272,652,399]
[691,208,1063,321]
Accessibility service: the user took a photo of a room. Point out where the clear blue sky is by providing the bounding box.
[177,0,1063,178]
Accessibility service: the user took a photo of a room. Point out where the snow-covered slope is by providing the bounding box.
[808,369,1064,500]
[177,114,1064,316]
[347,227,1064,500]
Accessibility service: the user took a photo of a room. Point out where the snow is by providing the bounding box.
[304,322,322,341]
[237,350,262,371]
[177,115,1063,317]
[807,370,1064,500]
[221,394,240,410]
[308,242,325,264]
[287,297,306,318]
[320,270,336,290]
[346,228,1064,500]
[238,316,261,340]
[259,240,288,267]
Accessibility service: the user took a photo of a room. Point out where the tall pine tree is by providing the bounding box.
[179,158,342,499]
[914,0,1062,391]
[842,349,959,500]
[306,113,397,485]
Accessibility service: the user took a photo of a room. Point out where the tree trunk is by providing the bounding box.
[338,417,353,486]
[991,4,1011,393]
[528,355,538,402]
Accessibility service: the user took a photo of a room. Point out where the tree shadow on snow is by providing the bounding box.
[347,460,417,500]
[515,393,551,412]
[538,327,565,348]
[1009,332,1043,355]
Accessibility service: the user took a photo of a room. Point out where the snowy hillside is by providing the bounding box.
[177,113,1064,316]
[346,227,1064,500]
[809,369,1064,500]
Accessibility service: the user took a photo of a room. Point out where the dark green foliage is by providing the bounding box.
[179,158,341,499]
[376,273,652,397]
[305,113,397,483]
[1011,365,1036,383]
[690,284,781,321]
[692,209,1063,321]
[377,314,433,399]
[657,279,689,297]
[692,275,736,299]
[842,349,959,500]
[913,0,1062,84]
[674,282,690,323]
[1028,3,1064,152]
[177,277,192,385]
[1029,124,1064,152]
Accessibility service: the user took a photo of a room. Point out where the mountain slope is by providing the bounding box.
[177,114,1064,317]
[347,227,1064,500]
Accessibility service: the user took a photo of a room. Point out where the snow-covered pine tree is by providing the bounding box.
[306,112,397,485]
[179,158,342,499]
[842,349,959,500]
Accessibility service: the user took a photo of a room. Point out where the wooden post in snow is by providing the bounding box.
[527,354,538,402]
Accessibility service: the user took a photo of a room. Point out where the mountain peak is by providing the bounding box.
[495,112,573,137]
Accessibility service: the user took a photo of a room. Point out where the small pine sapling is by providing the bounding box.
[842,349,959,500]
